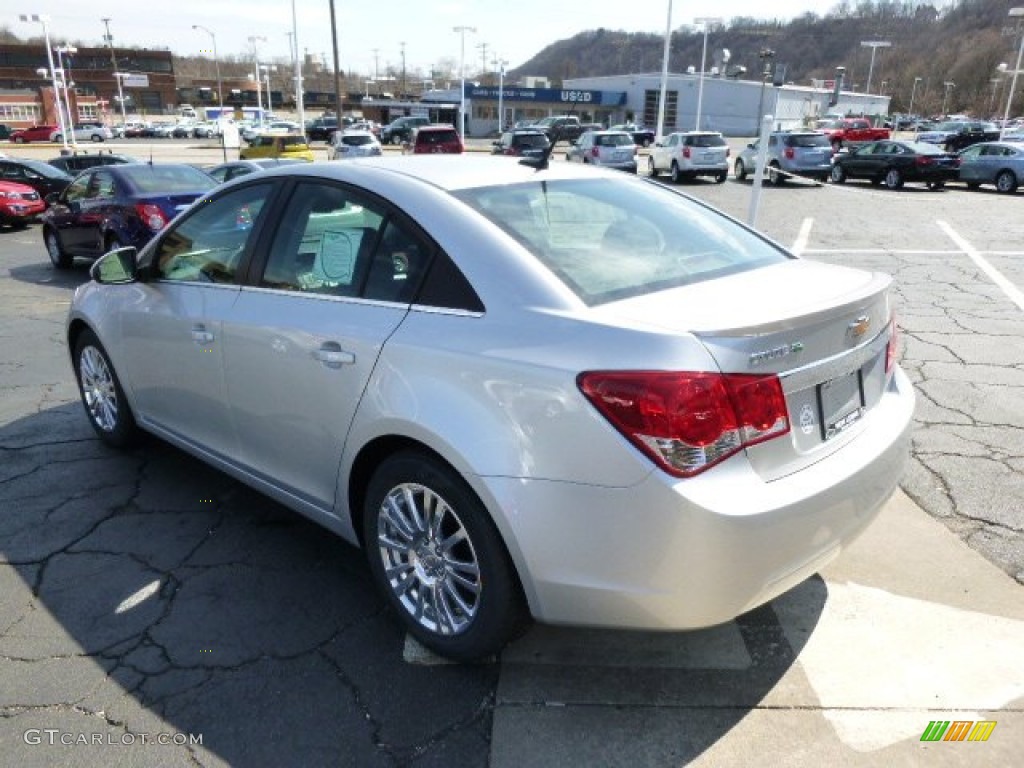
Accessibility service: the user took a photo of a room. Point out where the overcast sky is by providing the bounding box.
[10,1,927,77]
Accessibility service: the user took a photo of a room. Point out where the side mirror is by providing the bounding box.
[90,246,139,285]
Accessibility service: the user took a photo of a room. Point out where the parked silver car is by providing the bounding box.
[956,141,1023,194]
[329,129,383,160]
[734,131,834,184]
[648,131,729,183]
[66,157,914,661]
[565,130,638,173]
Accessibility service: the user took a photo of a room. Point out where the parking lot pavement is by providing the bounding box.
[1,154,1022,766]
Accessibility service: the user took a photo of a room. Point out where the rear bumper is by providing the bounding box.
[478,367,915,631]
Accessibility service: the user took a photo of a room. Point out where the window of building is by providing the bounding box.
[643,90,677,133]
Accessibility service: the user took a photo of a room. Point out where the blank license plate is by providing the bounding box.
[819,370,864,440]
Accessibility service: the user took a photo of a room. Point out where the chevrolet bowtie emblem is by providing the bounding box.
[847,316,871,341]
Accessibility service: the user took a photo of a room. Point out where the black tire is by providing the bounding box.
[9,220,28,230]
[965,182,981,190]
[14,136,25,144]
[73,329,139,448]
[363,451,527,661]
[670,161,683,184]
[44,227,72,269]
[884,168,904,190]
[831,139,842,153]
[734,159,747,181]
[104,234,123,254]
[927,181,945,191]
[390,135,403,146]
[91,134,103,143]
[647,156,658,178]
[768,162,784,186]
[714,171,727,184]
[995,170,1018,194]
[830,164,846,184]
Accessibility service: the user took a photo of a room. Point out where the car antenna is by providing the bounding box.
[519,93,582,171]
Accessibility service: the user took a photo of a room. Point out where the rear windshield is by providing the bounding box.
[419,130,458,145]
[786,134,831,148]
[22,159,71,179]
[595,133,634,147]
[686,134,727,147]
[341,134,375,146]
[454,179,788,306]
[118,165,216,193]
[514,134,549,148]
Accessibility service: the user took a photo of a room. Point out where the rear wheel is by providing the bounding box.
[714,171,727,184]
[91,134,103,143]
[830,164,846,184]
[391,135,403,146]
[926,181,945,191]
[363,451,527,661]
[995,170,1018,194]
[734,159,747,181]
[965,182,981,190]
[768,162,784,186]
[884,168,904,190]
[73,329,139,448]
[45,227,72,269]
[670,161,683,184]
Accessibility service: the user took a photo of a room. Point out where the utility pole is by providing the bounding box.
[400,42,406,97]
[372,48,380,80]
[100,18,126,128]
[328,0,343,119]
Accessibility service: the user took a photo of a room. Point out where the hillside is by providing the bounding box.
[513,0,1024,118]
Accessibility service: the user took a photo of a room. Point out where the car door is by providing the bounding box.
[75,170,119,257]
[46,172,94,256]
[220,180,424,511]
[844,142,882,178]
[117,182,276,459]
[957,145,984,183]
[654,133,677,171]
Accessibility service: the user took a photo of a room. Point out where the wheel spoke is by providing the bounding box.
[382,495,416,540]
[442,579,476,617]
[402,486,427,533]
[446,565,481,594]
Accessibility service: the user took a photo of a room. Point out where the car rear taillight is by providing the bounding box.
[578,371,790,477]
[784,147,795,159]
[683,146,692,159]
[591,146,600,158]
[885,317,899,374]
[135,203,169,231]
[915,155,934,166]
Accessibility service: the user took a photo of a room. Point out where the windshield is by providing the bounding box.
[118,165,216,193]
[454,179,789,306]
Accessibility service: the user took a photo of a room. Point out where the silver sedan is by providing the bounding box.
[66,157,915,660]
[957,141,1024,193]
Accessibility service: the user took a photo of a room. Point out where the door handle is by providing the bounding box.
[313,342,355,368]
[191,325,214,345]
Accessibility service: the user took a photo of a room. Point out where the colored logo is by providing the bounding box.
[920,720,997,742]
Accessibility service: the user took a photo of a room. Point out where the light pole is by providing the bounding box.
[260,64,277,119]
[999,7,1024,140]
[756,48,775,127]
[290,0,304,130]
[192,25,223,117]
[656,0,673,142]
[860,40,892,94]
[494,57,508,132]
[247,35,267,126]
[112,72,128,127]
[941,81,956,116]
[908,76,922,116]
[693,17,722,131]
[101,18,126,130]
[19,14,69,151]
[54,45,78,147]
[453,26,477,137]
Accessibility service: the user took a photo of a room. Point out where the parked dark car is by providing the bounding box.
[0,179,46,227]
[380,115,430,145]
[956,141,1024,194]
[916,121,1000,152]
[610,124,656,147]
[0,157,73,199]
[0,124,12,141]
[41,163,217,269]
[306,116,345,142]
[491,129,550,158]
[829,140,959,190]
[48,152,141,175]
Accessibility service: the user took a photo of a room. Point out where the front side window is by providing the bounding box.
[152,183,272,283]
[64,175,90,202]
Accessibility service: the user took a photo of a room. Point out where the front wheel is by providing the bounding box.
[647,156,658,177]
[768,162,784,186]
[926,181,945,191]
[73,329,139,448]
[830,164,846,184]
[45,227,72,269]
[390,135,403,146]
[995,170,1018,194]
[91,134,103,142]
[734,159,747,181]
[363,451,527,661]
[884,168,904,190]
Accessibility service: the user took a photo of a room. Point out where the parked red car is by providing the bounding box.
[406,124,463,154]
[9,124,59,144]
[0,180,46,227]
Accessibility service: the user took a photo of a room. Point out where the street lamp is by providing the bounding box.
[453,26,477,137]
[260,64,277,119]
[860,40,892,94]
[941,81,956,116]
[192,25,223,116]
[495,57,509,132]
[693,17,722,131]
[54,45,78,147]
[19,14,69,151]
[290,0,305,130]
[656,0,674,142]
[756,48,775,126]
[247,35,267,126]
[908,76,922,117]
[999,7,1024,140]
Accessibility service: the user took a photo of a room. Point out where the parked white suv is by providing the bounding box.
[648,131,730,183]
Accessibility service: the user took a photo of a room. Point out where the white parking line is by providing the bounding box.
[937,220,1024,313]
[791,218,813,256]
[802,249,963,255]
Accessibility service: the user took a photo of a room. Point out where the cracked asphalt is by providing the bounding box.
[1,141,1022,765]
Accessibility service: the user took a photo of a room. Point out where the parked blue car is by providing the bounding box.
[42,163,216,269]
[957,141,1024,194]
